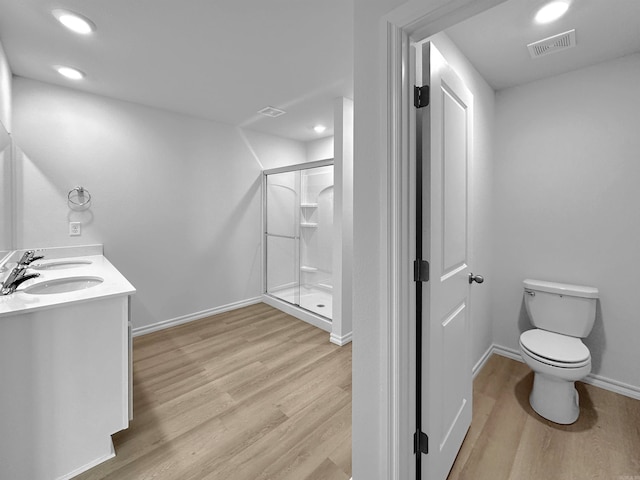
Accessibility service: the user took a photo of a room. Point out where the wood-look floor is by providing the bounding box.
[75,303,352,480]
[449,354,640,480]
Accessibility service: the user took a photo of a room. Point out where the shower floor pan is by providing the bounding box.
[269,285,333,319]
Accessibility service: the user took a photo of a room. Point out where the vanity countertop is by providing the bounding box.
[0,254,135,318]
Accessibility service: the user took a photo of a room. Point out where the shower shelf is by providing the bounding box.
[301,266,318,273]
[300,222,318,228]
[300,203,318,208]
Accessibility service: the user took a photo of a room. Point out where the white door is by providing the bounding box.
[417,42,474,480]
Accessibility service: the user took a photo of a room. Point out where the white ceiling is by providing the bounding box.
[445,0,640,90]
[0,0,353,142]
[1,0,638,143]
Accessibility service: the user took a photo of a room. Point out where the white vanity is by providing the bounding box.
[0,245,135,480]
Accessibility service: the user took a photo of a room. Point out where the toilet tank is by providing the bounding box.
[523,279,598,337]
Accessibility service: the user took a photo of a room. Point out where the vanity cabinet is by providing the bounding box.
[0,295,130,480]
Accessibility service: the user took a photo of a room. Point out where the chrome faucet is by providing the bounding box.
[17,250,44,266]
[1,266,40,295]
[1,251,43,295]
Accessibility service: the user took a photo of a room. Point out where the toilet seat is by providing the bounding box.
[519,329,590,368]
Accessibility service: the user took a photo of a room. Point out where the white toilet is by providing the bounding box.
[519,278,598,424]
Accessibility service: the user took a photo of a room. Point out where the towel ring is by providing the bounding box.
[68,186,92,208]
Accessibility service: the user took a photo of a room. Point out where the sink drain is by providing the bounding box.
[317,304,325,308]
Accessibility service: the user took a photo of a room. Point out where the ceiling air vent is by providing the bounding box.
[258,106,286,118]
[527,29,576,58]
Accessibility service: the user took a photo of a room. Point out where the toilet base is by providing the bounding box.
[529,372,580,424]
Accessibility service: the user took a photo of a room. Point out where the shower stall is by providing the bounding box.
[263,160,334,324]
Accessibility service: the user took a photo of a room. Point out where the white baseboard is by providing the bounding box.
[262,294,332,333]
[472,344,495,379]
[491,344,522,362]
[330,331,353,346]
[580,373,640,400]
[132,296,262,337]
[488,344,640,401]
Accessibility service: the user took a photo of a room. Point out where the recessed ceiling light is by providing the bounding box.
[55,66,85,80]
[52,9,96,34]
[535,1,570,24]
[313,125,327,134]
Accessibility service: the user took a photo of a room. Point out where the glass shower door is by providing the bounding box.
[264,161,334,321]
[298,165,334,317]
[265,170,300,306]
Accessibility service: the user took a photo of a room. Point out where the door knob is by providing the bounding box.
[469,273,484,284]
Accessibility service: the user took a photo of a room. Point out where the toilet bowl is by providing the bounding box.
[520,279,598,424]
[519,329,591,424]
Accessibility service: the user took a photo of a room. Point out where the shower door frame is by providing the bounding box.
[262,158,335,324]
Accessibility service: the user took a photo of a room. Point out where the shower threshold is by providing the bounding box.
[262,289,332,334]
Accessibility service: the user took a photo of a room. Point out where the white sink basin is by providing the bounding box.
[32,260,93,270]
[24,276,104,295]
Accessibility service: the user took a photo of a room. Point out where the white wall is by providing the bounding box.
[0,131,10,254]
[240,130,332,171]
[239,128,306,171]
[428,32,495,370]
[492,53,640,390]
[0,40,10,132]
[306,135,334,162]
[0,40,12,254]
[11,76,293,331]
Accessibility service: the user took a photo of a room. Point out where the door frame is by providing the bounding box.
[379,1,506,478]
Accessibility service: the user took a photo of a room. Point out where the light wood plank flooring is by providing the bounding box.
[449,354,640,480]
[75,303,352,480]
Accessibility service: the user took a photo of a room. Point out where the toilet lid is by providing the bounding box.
[519,329,590,364]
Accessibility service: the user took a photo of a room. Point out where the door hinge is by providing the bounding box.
[414,85,430,108]
[414,430,429,455]
[414,259,429,283]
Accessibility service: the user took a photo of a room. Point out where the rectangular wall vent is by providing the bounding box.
[527,29,576,58]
